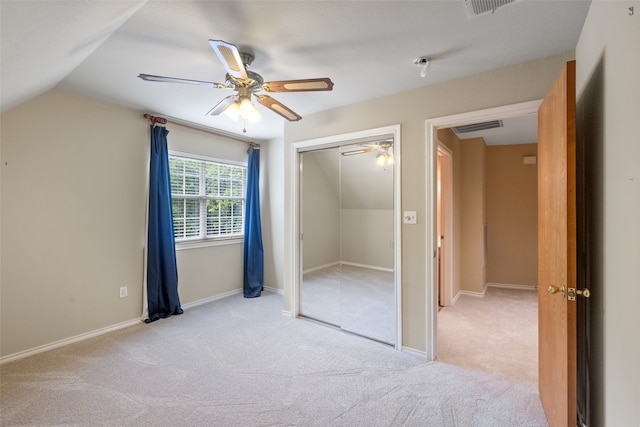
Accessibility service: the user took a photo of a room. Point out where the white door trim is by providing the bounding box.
[424,100,541,360]
[291,124,403,350]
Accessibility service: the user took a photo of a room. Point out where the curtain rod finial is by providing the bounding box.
[144,114,167,125]
[247,141,260,154]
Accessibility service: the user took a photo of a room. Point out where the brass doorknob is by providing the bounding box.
[577,288,590,298]
[547,285,565,296]
[568,287,590,300]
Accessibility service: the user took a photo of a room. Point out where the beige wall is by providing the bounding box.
[1,91,147,358]
[301,153,393,271]
[0,90,249,358]
[460,137,487,294]
[486,143,538,287]
[262,136,285,292]
[284,52,574,352]
[575,1,640,425]
[436,132,537,297]
[301,152,340,270]
[341,208,393,269]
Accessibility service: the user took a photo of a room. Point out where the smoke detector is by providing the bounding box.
[413,56,431,78]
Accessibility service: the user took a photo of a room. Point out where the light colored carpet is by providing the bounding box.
[437,286,539,383]
[1,291,548,426]
[302,264,395,344]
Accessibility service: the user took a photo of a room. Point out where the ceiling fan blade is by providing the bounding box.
[262,78,334,93]
[208,40,248,80]
[207,95,237,116]
[138,74,226,88]
[341,148,374,156]
[256,95,302,121]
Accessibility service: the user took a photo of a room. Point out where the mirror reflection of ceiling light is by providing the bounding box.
[376,141,393,166]
[376,151,393,166]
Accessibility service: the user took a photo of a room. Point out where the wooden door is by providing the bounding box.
[538,60,577,427]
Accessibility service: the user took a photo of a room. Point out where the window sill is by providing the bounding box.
[175,237,243,251]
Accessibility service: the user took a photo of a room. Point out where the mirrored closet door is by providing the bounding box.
[300,141,395,345]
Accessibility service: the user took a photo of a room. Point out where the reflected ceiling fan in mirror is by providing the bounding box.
[341,139,394,166]
[138,40,334,126]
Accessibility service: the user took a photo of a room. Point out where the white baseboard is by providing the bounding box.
[1,288,251,365]
[448,282,536,306]
[182,288,242,309]
[282,310,292,317]
[486,282,537,291]
[263,286,283,295]
[450,291,462,305]
[303,261,393,274]
[458,288,488,298]
[340,261,394,272]
[401,346,427,358]
[303,261,340,274]
[0,318,142,365]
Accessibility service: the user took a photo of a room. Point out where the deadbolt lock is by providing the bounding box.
[568,287,590,301]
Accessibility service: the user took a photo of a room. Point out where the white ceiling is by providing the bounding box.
[0,0,591,143]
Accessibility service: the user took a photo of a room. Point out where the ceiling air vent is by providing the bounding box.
[452,120,503,134]
[465,0,518,18]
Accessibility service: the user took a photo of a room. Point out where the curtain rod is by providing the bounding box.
[143,114,260,147]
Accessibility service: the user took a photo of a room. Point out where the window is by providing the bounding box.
[169,152,246,243]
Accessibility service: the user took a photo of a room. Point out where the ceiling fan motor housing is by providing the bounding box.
[239,52,254,67]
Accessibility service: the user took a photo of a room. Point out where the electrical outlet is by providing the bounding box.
[119,286,128,298]
[403,211,417,224]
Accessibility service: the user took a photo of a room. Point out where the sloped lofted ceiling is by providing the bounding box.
[0,1,147,112]
[0,0,590,142]
[308,146,394,211]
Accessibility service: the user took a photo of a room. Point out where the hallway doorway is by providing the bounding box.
[425,100,541,360]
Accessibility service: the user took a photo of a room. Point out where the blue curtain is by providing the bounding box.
[146,125,183,323]
[243,145,264,298]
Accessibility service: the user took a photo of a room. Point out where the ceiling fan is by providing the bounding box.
[341,140,394,165]
[138,39,334,123]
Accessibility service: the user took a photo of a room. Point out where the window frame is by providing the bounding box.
[168,150,247,250]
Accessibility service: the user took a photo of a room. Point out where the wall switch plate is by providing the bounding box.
[404,211,417,224]
[119,286,128,298]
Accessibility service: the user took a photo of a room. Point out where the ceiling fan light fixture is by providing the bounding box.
[239,97,261,123]
[223,101,241,121]
[376,150,393,166]
[376,140,394,165]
